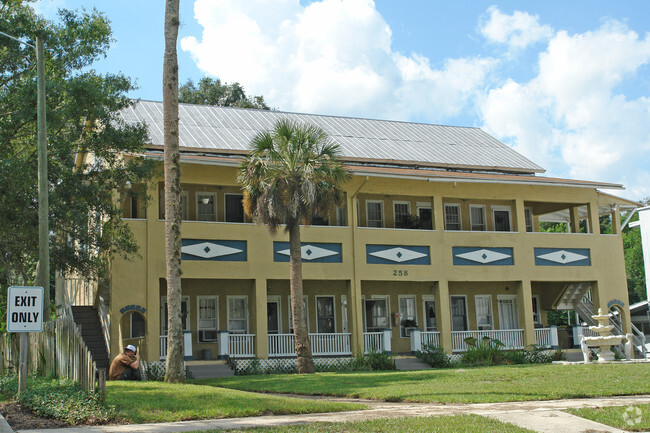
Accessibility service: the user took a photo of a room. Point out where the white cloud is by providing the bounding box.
[480,14,650,198]
[479,6,553,50]
[181,0,494,121]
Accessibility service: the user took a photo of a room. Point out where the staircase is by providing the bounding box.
[185,360,235,378]
[71,306,110,371]
[394,356,431,371]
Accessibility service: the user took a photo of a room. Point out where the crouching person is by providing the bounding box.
[109,344,142,380]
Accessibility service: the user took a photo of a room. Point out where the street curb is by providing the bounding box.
[0,414,14,433]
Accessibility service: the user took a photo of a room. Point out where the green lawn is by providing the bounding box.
[567,404,650,432]
[196,363,650,404]
[106,381,365,423]
[191,414,534,433]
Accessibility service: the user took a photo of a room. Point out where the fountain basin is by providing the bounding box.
[583,335,623,346]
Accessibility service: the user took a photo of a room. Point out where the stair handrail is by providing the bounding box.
[96,294,111,360]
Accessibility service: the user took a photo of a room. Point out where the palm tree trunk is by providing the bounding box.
[288,221,314,373]
[163,0,184,383]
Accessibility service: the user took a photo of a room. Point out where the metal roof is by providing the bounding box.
[118,100,545,174]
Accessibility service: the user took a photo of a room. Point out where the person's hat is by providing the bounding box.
[125,344,137,353]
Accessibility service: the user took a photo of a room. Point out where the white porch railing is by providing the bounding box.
[452,329,524,352]
[159,332,194,360]
[267,333,352,357]
[363,329,392,353]
[534,327,559,349]
[229,334,256,357]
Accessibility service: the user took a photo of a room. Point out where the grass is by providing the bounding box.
[188,414,535,433]
[106,381,365,423]
[567,404,650,432]
[197,363,650,404]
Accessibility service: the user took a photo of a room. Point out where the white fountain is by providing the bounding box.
[581,308,626,363]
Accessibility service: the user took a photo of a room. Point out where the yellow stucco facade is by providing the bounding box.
[107,160,633,361]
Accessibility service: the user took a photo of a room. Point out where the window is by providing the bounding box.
[364,297,389,332]
[366,200,384,227]
[492,206,512,232]
[525,207,534,232]
[341,296,348,332]
[196,193,217,222]
[225,194,244,223]
[158,189,189,220]
[475,295,493,330]
[498,295,519,329]
[197,296,219,342]
[288,296,309,333]
[129,312,145,338]
[267,296,281,334]
[227,296,248,334]
[161,296,190,335]
[417,203,433,230]
[336,206,347,226]
[469,205,486,231]
[422,296,436,331]
[532,295,541,325]
[316,296,335,333]
[393,201,411,229]
[450,295,468,331]
[444,204,461,230]
[399,295,417,337]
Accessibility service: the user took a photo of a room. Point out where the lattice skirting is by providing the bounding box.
[141,360,187,381]
[230,357,354,374]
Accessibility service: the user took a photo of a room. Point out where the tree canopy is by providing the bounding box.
[179,77,270,110]
[0,1,155,314]
[623,197,649,304]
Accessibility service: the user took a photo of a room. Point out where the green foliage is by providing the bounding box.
[546,310,570,326]
[622,199,648,304]
[0,375,115,424]
[0,3,156,303]
[350,351,395,371]
[141,361,167,381]
[179,77,270,110]
[416,342,451,368]
[461,337,505,366]
[550,348,566,361]
[567,404,650,431]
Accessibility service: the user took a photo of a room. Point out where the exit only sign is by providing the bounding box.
[7,286,44,333]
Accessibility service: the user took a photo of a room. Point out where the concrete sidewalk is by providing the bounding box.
[12,395,650,433]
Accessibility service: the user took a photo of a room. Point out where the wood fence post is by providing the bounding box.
[18,333,29,397]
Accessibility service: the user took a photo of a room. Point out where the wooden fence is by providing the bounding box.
[0,315,104,395]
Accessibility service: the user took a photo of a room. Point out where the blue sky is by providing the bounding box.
[34,0,650,200]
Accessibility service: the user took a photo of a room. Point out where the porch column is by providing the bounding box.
[514,198,526,232]
[433,195,444,231]
[611,204,621,234]
[569,207,580,233]
[436,280,452,353]
[254,278,268,358]
[517,280,536,346]
[588,201,601,235]
[349,279,364,355]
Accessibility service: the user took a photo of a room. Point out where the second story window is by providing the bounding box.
[366,200,384,228]
[492,206,512,231]
[470,205,486,231]
[525,207,534,232]
[393,201,410,229]
[225,194,244,223]
[196,193,216,221]
[444,203,461,230]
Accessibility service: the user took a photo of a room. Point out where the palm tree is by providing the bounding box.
[162,0,184,383]
[238,119,349,373]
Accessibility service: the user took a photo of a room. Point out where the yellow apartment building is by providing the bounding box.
[64,100,641,363]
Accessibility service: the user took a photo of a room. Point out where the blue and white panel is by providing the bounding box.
[181,239,247,261]
[274,242,342,263]
[452,247,514,266]
[534,248,590,266]
[366,245,430,265]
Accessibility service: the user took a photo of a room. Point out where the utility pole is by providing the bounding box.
[36,35,50,322]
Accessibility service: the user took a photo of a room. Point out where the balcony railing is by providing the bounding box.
[452,329,524,352]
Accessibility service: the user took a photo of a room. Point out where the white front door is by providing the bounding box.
[498,295,520,329]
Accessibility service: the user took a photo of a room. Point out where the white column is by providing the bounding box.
[218,330,229,359]
[410,329,421,353]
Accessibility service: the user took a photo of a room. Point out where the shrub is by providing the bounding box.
[417,343,451,368]
[350,351,395,371]
[551,348,566,361]
[501,349,528,365]
[524,345,552,364]
[461,337,504,366]
[1,375,116,425]
[142,361,166,381]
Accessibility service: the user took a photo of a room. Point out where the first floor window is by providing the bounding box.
[475,295,493,330]
[198,296,219,342]
[267,296,280,334]
[316,296,335,333]
[498,295,520,329]
[423,298,436,331]
[399,296,417,337]
[364,298,388,333]
[227,296,248,334]
[129,312,145,338]
[532,296,541,325]
[450,295,468,331]
[161,296,190,335]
